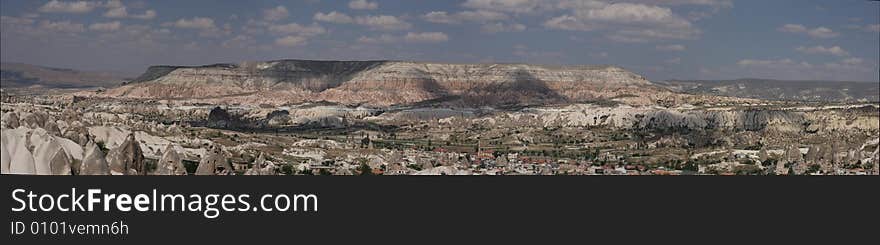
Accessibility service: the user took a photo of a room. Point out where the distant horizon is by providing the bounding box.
[4,58,879,83]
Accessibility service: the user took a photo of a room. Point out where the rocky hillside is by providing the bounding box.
[104,59,665,107]
[1,62,127,88]
[655,79,880,103]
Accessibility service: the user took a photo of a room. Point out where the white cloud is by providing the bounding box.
[579,3,689,26]
[1,16,36,26]
[275,35,308,46]
[422,10,508,24]
[356,32,450,44]
[357,34,398,44]
[544,15,600,31]
[737,58,797,67]
[315,13,411,31]
[349,0,378,10]
[404,32,449,42]
[131,10,156,20]
[103,6,127,18]
[458,10,509,22]
[161,17,226,37]
[629,0,732,7]
[38,20,85,32]
[656,44,685,51]
[434,0,716,39]
[263,6,289,21]
[607,28,700,42]
[422,11,456,24]
[314,11,354,24]
[778,24,807,33]
[268,23,326,36]
[841,57,863,65]
[778,24,838,38]
[795,45,849,56]
[481,22,526,33]
[104,0,124,9]
[38,0,96,14]
[544,2,699,41]
[462,0,552,14]
[354,15,412,30]
[88,21,121,31]
[170,17,216,29]
[102,1,156,20]
[806,27,838,38]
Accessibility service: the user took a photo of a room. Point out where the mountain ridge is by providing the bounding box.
[1,62,129,89]
[104,59,660,107]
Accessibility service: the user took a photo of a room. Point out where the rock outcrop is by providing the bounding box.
[80,140,111,175]
[195,144,232,175]
[8,137,36,174]
[155,144,187,175]
[1,112,20,129]
[1,126,84,175]
[245,153,273,175]
[106,133,145,175]
[32,137,71,175]
[0,143,10,173]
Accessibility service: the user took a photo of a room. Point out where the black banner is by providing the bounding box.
[1,176,878,243]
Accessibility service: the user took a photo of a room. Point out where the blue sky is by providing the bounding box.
[1,0,878,81]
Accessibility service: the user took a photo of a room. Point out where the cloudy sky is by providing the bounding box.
[1,0,878,81]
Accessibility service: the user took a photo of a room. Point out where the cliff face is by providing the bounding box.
[106,60,655,107]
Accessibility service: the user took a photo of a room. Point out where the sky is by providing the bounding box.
[1,0,878,82]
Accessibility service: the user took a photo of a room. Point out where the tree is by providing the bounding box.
[359,163,373,176]
[319,169,332,175]
[361,136,371,148]
[96,141,109,154]
[299,168,313,175]
[807,164,821,174]
[280,165,294,175]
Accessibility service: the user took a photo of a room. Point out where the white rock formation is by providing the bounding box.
[106,133,145,175]
[1,112,20,129]
[0,144,10,173]
[155,144,187,175]
[195,144,232,175]
[245,153,274,175]
[80,140,111,175]
[9,137,36,174]
[32,137,70,175]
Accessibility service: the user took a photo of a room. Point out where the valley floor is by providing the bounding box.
[2,90,878,175]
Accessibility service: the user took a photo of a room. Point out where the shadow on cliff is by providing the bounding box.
[266,60,389,92]
[457,69,568,109]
